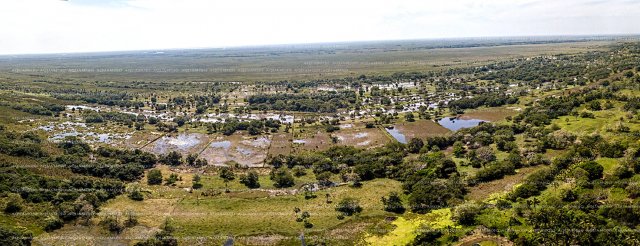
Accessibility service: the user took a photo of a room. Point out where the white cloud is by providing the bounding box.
[0,0,638,54]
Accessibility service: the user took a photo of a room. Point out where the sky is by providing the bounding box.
[0,0,639,55]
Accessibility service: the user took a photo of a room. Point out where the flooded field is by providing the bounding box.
[125,131,164,149]
[265,132,293,156]
[38,121,133,145]
[143,133,210,156]
[335,123,391,148]
[200,135,270,167]
[292,129,334,152]
[385,127,407,144]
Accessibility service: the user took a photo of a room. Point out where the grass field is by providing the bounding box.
[35,165,404,245]
[0,40,614,82]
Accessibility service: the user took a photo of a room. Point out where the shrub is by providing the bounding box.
[577,161,604,180]
[452,202,483,226]
[381,192,405,214]
[100,214,123,234]
[411,226,443,245]
[3,196,22,214]
[44,216,64,232]
[147,169,163,185]
[335,197,362,216]
[271,168,295,188]
[292,166,307,177]
[128,190,144,201]
[239,171,260,189]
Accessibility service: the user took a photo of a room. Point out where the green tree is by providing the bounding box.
[165,173,179,185]
[192,174,203,189]
[453,141,465,158]
[186,153,197,166]
[162,151,182,166]
[578,161,604,180]
[335,197,363,216]
[219,167,236,189]
[147,169,163,185]
[452,202,482,226]
[292,166,307,177]
[404,112,415,122]
[407,138,424,154]
[271,168,295,188]
[239,171,260,189]
[381,192,405,213]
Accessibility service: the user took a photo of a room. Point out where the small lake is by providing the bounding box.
[437,117,486,131]
[385,127,407,144]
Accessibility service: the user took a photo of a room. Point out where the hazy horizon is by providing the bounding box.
[1,34,638,57]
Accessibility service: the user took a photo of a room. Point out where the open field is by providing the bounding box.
[0,40,615,82]
[460,107,519,122]
[395,120,451,139]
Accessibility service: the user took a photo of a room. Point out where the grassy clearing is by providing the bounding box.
[364,208,457,246]
[62,170,402,245]
[553,102,640,142]
[596,158,620,176]
[460,107,518,122]
[172,179,401,238]
[395,119,450,139]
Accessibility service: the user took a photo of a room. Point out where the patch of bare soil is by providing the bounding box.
[467,166,543,201]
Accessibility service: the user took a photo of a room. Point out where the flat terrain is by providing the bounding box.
[0,40,614,82]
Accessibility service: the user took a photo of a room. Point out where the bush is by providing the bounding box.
[292,166,307,177]
[239,171,260,189]
[0,225,33,246]
[407,138,424,154]
[44,216,64,232]
[124,210,138,227]
[271,168,295,188]
[128,190,144,201]
[561,189,578,202]
[381,192,405,214]
[580,111,595,118]
[578,161,604,180]
[335,197,363,216]
[452,202,483,226]
[165,173,179,185]
[100,214,123,234]
[3,197,22,214]
[473,161,515,183]
[147,169,163,185]
[411,226,443,245]
[626,181,640,198]
[599,142,626,158]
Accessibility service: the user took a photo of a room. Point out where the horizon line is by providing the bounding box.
[2,33,639,57]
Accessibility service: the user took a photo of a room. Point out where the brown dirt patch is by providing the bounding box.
[467,166,543,201]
